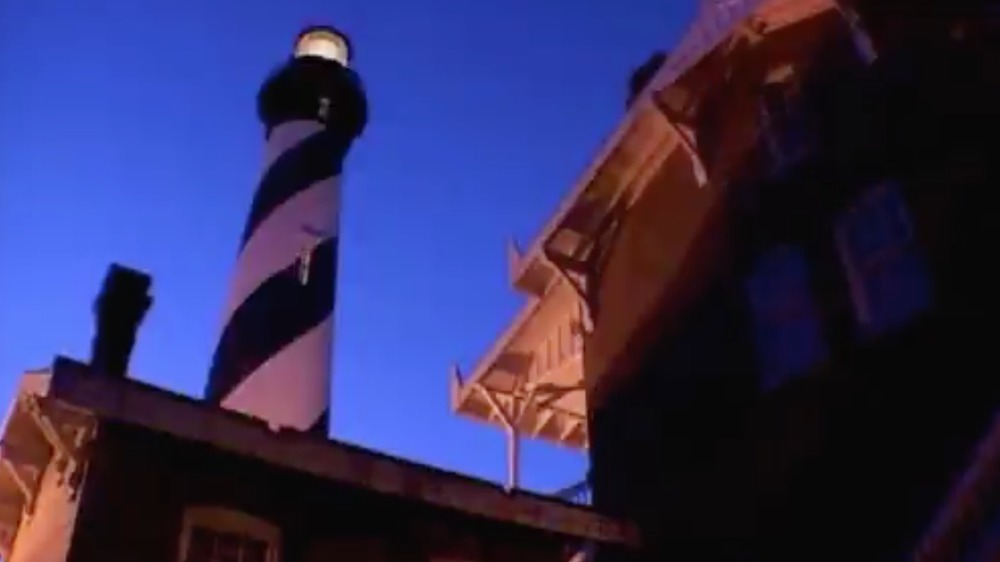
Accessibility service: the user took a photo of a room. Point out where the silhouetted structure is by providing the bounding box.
[457,1,999,560]
[90,264,152,379]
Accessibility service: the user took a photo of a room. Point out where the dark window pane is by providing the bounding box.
[214,532,242,562]
[837,182,932,337]
[761,84,789,124]
[184,526,274,562]
[186,527,217,562]
[241,538,269,562]
[746,247,827,391]
[759,81,811,169]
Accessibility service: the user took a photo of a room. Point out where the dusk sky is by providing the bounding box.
[0,0,692,492]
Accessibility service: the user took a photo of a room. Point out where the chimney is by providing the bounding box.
[627,51,667,108]
[90,264,153,378]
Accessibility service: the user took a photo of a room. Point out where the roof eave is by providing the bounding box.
[508,0,838,293]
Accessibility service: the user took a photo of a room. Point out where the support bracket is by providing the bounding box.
[0,457,39,517]
[652,96,708,187]
[18,396,95,500]
[473,384,514,428]
[472,384,520,492]
[541,198,627,333]
[543,249,592,330]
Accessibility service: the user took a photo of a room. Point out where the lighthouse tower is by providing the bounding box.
[206,26,368,436]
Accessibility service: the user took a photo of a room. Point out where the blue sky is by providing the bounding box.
[0,0,692,492]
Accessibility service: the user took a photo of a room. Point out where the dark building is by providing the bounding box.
[456,0,999,560]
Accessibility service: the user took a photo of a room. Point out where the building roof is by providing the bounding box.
[451,0,835,449]
[0,358,639,558]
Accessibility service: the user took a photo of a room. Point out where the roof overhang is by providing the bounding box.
[452,0,836,448]
[511,0,835,296]
[647,0,835,97]
[451,281,590,448]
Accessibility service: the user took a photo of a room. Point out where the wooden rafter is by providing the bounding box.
[542,197,629,332]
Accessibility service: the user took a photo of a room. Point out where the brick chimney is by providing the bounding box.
[90,264,153,378]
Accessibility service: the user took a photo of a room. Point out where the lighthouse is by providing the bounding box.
[206,26,368,436]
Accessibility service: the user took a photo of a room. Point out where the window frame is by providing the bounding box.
[834,180,932,337]
[745,245,829,391]
[177,506,281,562]
[758,75,813,173]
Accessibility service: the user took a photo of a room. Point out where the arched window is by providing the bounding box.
[178,506,281,562]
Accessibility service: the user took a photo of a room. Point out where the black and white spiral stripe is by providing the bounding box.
[206,119,346,435]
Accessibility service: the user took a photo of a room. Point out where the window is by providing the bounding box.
[835,181,932,338]
[759,81,811,172]
[185,527,268,562]
[839,6,878,64]
[179,507,280,562]
[746,246,828,391]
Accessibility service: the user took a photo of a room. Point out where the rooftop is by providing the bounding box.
[0,357,639,559]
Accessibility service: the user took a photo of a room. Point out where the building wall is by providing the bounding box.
[584,12,845,410]
[586,14,852,537]
[9,458,81,562]
[589,9,1000,561]
[583,149,716,406]
[65,420,573,562]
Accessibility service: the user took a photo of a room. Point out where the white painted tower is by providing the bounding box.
[206,26,368,435]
